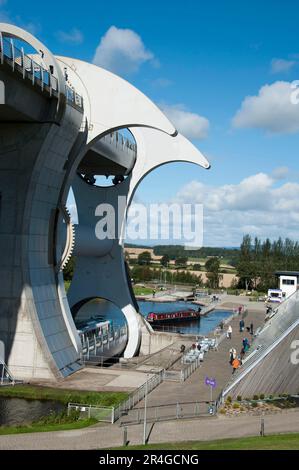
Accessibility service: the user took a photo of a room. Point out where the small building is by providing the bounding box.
[275,271,299,299]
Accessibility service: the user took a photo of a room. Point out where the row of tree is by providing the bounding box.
[135,251,189,268]
[129,257,223,288]
[130,265,203,285]
[150,244,239,265]
[236,235,299,291]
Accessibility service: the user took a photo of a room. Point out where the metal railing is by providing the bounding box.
[67,403,115,423]
[65,372,162,424]
[0,358,16,386]
[113,370,164,422]
[0,34,58,94]
[180,356,202,381]
[79,324,127,361]
[0,34,83,109]
[223,290,299,397]
[65,84,84,109]
[120,400,215,426]
[102,131,137,155]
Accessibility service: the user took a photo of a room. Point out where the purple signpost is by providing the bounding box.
[205,376,217,403]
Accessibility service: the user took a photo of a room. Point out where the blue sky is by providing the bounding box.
[2,0,299,246]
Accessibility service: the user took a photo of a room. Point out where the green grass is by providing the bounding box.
[111,433,299,450]
[0,384,128,407]
[0,418,98,435]
[133,286,155,296]
[0,385,128,435]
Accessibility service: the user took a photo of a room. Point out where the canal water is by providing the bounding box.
[0,397,64,427]
[75,298,231,336]
[138,301,231,335]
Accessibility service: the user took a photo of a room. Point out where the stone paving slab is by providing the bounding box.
[34,367,152,392]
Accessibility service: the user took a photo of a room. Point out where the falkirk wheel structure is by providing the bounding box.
[0,23,210,380]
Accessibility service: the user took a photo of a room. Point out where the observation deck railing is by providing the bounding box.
[0,33,83,109]
[102,131,137,156]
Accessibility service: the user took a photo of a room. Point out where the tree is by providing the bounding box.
[205,257,221,289]
[137,251,152,266]
[161,254,170,267]
[236,235,254,291]
[193,264,202,271]
[175,257,188,267]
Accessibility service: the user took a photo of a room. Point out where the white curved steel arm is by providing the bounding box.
[127,127,210,202]
[55,56,177,142]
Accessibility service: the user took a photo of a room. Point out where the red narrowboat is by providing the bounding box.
[146,307,201,324]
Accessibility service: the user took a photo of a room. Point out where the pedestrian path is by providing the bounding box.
[1,408,298,449]
[132,307,265,411]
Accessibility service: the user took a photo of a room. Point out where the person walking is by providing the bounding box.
[229,348,237,364]
[242,337,250,352]
[239,319,245,332]
[250,322,254,335]
[232,357,241,374]
[227,325,232,340]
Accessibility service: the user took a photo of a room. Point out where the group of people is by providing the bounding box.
[239,319,254,335]
[226,318,254,374]
[229,348,241,373]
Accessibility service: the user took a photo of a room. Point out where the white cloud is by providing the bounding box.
[55,28,83,45]
[93,26,154,75]
[232,81,299,134]
[173,172,299,245]
[271,58,296,74]
[160,104,210,140]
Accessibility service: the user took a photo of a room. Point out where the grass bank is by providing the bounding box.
[0,417,98,435]
[0,384,128,406]
[0,385,128,435]
[133,286,154,296]
[111,433,299,450]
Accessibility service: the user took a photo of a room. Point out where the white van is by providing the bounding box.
[267,288,285,303]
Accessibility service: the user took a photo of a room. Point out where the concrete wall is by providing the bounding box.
[0,74,84,379]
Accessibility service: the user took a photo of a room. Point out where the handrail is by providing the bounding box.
[0,358,16,385]
[0,34,58,91]
[223,289,299,397]
[0,34,83,109]
[103,131,137,155]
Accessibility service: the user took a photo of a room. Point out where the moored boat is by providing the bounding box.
[146,307,201,324]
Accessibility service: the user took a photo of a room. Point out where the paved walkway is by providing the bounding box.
[1,410,299,449]
[0,299,271,450]
[131,304,265,411]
